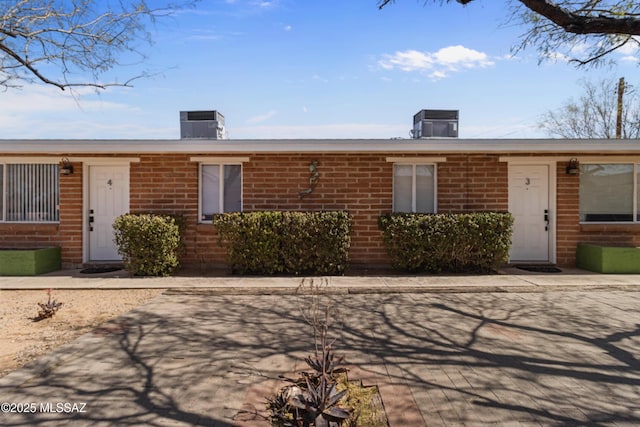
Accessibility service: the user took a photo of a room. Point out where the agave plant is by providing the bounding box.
[268,345,352,426]
[289,376,352,427]
[266,391,298,427]
[305,344,348,381]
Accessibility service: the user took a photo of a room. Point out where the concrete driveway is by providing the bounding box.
[0,287,639,426]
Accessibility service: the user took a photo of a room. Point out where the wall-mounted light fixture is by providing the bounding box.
[566,158,579,175]
[60,158,74,175]
[298,160,320,199]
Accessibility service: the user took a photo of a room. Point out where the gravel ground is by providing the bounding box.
[0,289,164,378]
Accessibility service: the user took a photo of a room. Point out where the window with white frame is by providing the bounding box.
[199,164,242,221]
[579,163,639,222]
[393,164,436,213]
[0,163,60,222]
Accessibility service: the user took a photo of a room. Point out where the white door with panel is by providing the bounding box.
[88,165,129,261]
[508,164,550,262]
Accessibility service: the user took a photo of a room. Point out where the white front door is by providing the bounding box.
[88,165,129,261]
[508,164,550,262]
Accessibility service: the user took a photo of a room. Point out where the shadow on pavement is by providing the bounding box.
[0,287,639,426]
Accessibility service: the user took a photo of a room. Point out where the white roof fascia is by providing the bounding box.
[2,139,640,154]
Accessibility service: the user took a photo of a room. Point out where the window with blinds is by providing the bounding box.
[1,164,60,222]
[199,163,242,222]
[392,163,436,213]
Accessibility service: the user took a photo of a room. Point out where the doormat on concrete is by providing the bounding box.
[80,267,121,274]
[516,265,562,273]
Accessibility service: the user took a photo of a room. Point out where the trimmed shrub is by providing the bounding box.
[378,212,513,273]
[212,211,351,275]
[113,213,182,276]
[214,211,283,275]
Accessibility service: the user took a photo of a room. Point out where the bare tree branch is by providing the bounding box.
[519,0,640,36]
[539,78,640,139]
[0,36,64,89]
[377,1,640,65]
[0,0,196,91]
[569,37,631,66]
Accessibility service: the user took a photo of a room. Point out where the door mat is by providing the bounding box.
[516,265,562,273]
[80,267,121,274]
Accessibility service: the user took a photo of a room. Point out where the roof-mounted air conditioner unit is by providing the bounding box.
[412,109,458,138]
[180,110,226,139]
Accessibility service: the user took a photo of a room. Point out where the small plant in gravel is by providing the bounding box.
[34,288,63,321]
[267,279,353,427]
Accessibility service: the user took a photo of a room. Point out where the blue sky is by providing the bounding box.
[1,0,637,140]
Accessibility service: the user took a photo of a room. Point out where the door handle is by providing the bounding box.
[544,209,549,231]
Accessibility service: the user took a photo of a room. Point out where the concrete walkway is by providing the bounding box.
[1,271,640,426]
[1,266,640,293]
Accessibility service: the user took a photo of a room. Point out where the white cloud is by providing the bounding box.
[428,70,447,80]
[379,50,433,71]
[246,110,277,124]
[433,45,492,68]
[617,38,640,62]
[379,45,494,79]
[569,42,590,56]
[284,25,292,31]
[617,38,640,55]
[252,0,277,8]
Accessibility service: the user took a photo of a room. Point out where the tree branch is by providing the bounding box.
[379,0,640,36]
[570,37,631,66]
[0,41,65,89]
[519,0,640,36]
[0,0,193,91]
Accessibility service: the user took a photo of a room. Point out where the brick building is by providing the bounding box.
[1,111,640,270]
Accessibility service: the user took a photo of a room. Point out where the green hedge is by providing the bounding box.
[378,212,513,273]
[113,213,182,276]
[212,211,351,275]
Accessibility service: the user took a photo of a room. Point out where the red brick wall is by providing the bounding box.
[0,223,60,249]
[242,154,393,266]
[438,155,508,212]
[58,161,83,265]
[3,152,640,270]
